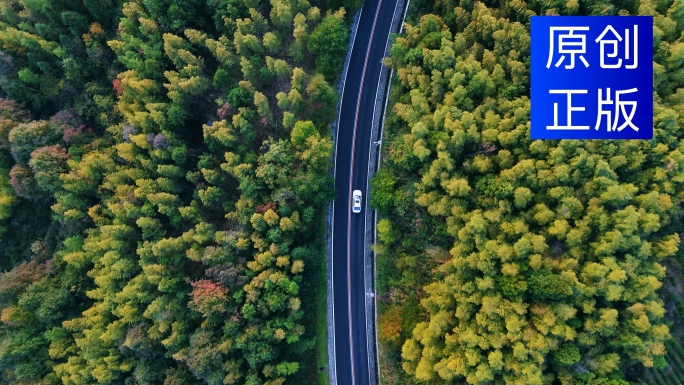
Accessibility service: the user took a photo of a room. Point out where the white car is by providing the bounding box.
[352,190,362,214]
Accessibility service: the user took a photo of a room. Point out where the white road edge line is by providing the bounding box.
[369,0,412,383]
[347,0,385,383]
[363,0,402,381]
[331,5,364,385]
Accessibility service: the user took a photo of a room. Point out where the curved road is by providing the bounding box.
[332,0,399,383]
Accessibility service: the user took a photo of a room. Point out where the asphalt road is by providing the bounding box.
[332,0,398,383]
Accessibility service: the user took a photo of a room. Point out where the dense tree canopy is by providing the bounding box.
[0,0,353,383]
[374,0,684,384]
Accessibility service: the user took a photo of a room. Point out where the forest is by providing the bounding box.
[0,0,358,384]
[373,0,684,384]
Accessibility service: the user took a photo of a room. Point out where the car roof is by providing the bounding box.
[353,190,362,195]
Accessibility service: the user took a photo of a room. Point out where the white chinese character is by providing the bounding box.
[547,90,590,130]
[547,27,590,69]
[595,25,638,69]
[594,88,639,131]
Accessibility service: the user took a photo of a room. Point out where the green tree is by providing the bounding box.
[8,121,62,164]
[28,145,69,193]
[374,5,684,385]
[370,168,397,214]
[308,11,349,81]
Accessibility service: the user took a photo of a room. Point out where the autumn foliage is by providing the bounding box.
[374,0,684,384]
[0,0,352,383]
[189,280,229,316]
[378,305,403,348]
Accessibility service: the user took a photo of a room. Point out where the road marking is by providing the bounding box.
[331,5,365,384]
[366,0,411,379]
[364,0,403,379]
[347,0,385,383]
[366,0,411,383]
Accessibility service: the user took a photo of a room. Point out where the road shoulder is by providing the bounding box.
[364,0,410,383]
[326,8,363,385]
